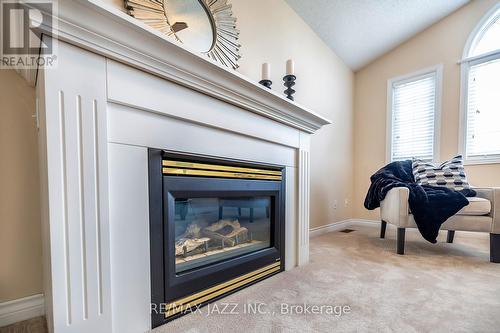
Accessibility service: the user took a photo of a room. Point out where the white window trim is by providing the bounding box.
[386,64,443,164]
[459,2,500,165]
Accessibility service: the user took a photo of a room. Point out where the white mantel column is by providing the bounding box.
[298,132,311,265]
[37,40,111,333]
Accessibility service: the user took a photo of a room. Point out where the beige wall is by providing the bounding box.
[104,0,355,227]
[232,0,354,227]
[0,69,42,302]
[353,0,500,220]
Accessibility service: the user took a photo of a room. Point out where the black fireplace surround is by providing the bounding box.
[148,149,285,327]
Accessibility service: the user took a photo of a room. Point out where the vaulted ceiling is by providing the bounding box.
[285,0,470,71]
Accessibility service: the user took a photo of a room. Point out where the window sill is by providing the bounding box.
[464,159,500,166]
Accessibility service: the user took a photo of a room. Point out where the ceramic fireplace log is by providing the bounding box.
[175,238,210,256]
[202,219,249,247]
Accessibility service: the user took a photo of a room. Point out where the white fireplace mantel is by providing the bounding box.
[33,0,330,134]
[33,1,331,333]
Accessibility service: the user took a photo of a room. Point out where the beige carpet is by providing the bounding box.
[5,224,500,333]
[152,223,500,333]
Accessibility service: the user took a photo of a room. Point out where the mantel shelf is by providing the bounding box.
[31,0,332,133]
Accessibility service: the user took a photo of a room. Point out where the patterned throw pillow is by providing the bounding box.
[412,155,470,190]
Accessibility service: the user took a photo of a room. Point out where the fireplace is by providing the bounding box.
[148,150,285,327]
[34,4,329,331]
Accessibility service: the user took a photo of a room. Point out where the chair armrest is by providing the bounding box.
[474,187,500,234]
[380,187,410,227]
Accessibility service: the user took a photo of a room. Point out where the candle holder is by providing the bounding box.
[259,79,272,89]
[283,75,296,101]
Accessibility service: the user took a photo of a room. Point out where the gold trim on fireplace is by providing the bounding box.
[164,261,281,318]
[163,160,282,176]
[163,168,282,180]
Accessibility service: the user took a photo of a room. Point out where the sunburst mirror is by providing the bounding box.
[125,0,241,69]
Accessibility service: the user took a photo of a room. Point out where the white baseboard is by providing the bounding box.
[350,219,380,227]
[309,219,380,238]
[0,294,45,327]
[309,220,351,238]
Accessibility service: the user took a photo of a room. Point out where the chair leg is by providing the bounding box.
[380,221,387,239]
[397,228,405,255]
[447,230,455,244]
[491,234,500,263]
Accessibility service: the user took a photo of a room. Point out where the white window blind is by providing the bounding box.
[390,72,437,161]
[466,58,500,159]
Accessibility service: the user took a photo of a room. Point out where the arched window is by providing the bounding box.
[460,4,500,163]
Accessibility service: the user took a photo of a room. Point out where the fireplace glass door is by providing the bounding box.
[174,196,271,273]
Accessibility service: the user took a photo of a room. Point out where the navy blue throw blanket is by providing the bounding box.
[364,160,476,243]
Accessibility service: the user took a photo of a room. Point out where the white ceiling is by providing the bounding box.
[285,0,470,71]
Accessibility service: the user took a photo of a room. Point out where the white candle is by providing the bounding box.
[286,59,294,76]
[261,63,271,80]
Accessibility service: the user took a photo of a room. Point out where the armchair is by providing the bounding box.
[379,187,500,263]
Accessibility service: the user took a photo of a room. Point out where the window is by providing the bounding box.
[461,4,500,163]
[387,66,442,162]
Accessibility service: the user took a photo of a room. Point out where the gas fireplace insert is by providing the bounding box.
[148,150,285,327]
